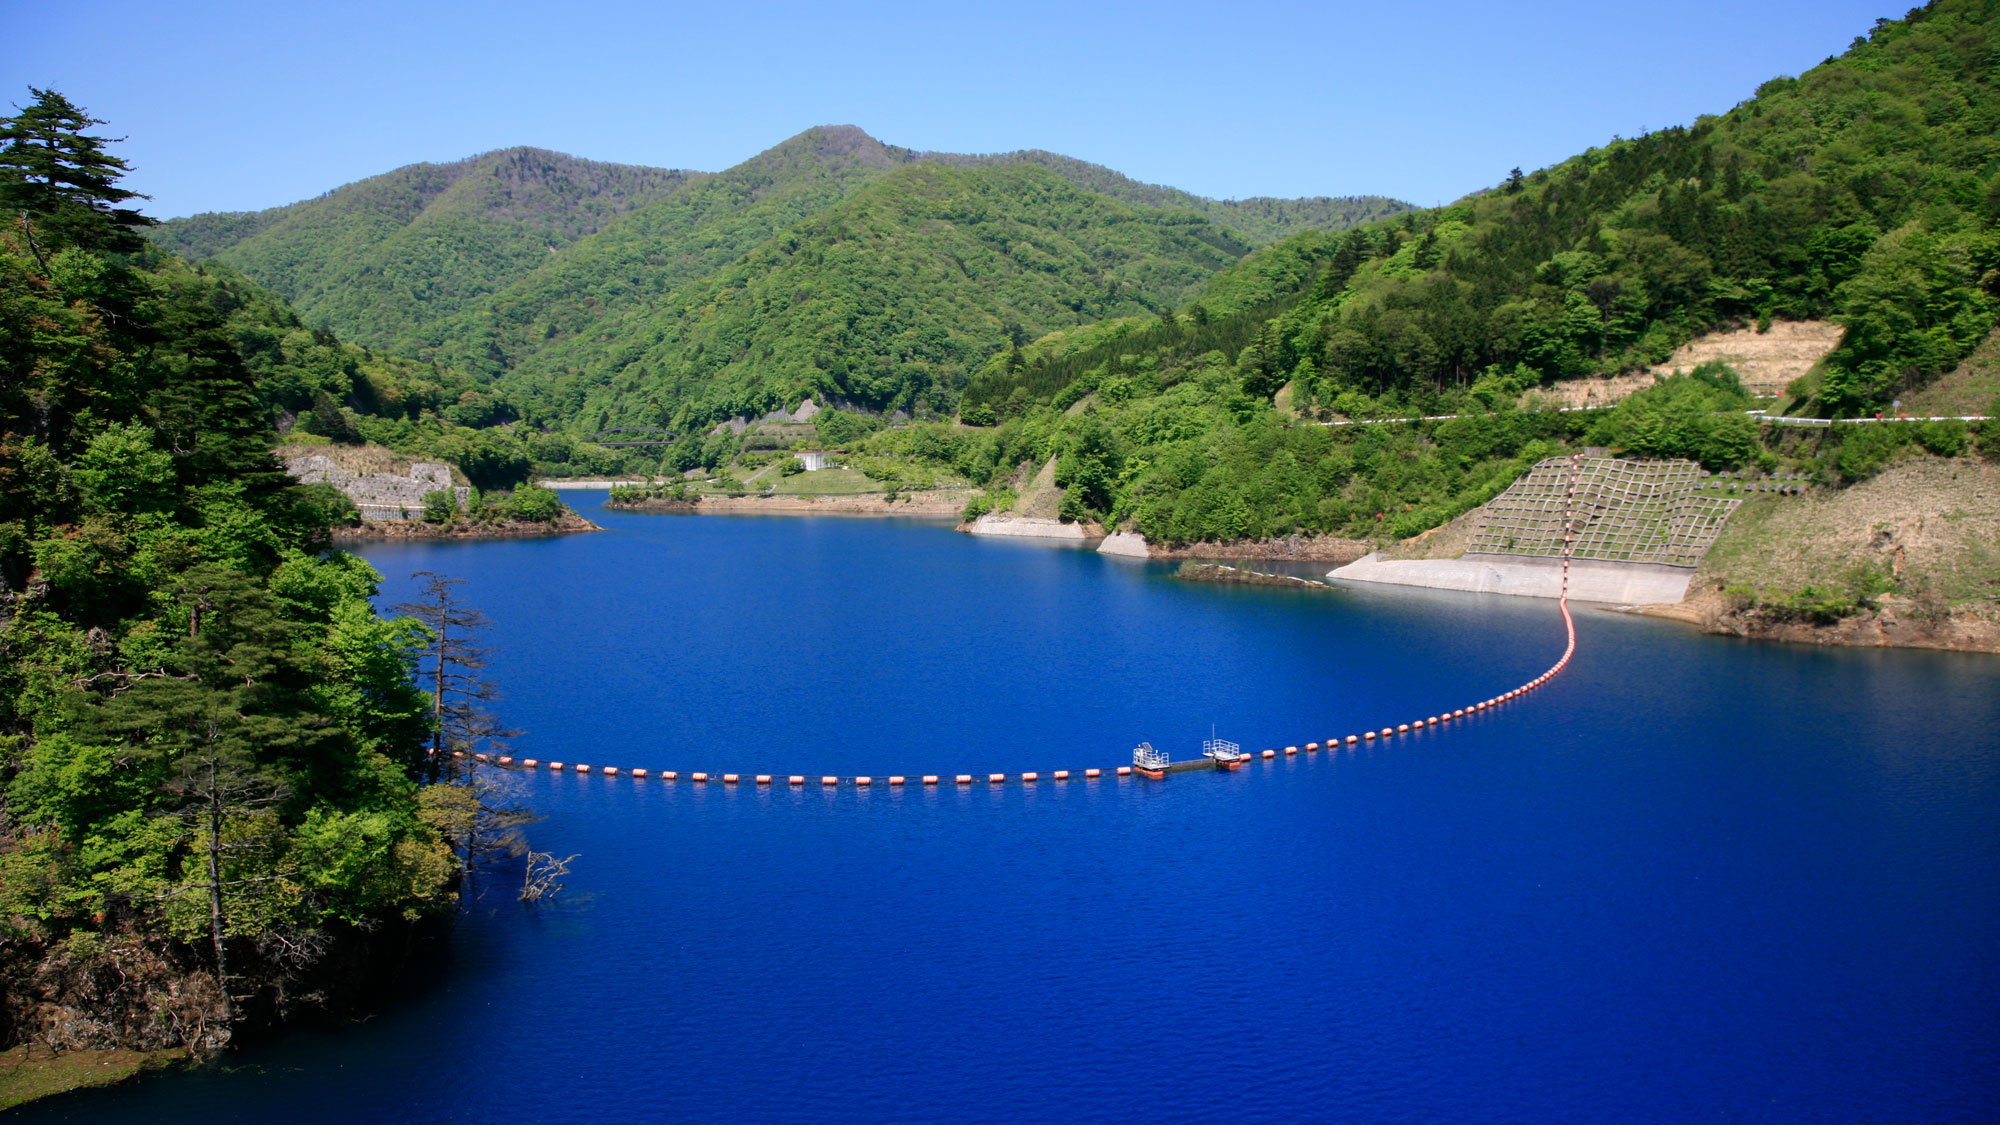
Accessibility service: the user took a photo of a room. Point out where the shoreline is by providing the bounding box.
[1619,589,2000,654]
[332,512,603,541]
[607,491,971,518]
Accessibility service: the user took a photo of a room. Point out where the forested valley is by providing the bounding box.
[5,0,2000,1079]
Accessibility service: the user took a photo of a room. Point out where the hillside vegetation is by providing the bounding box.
[874,1,1996,554]
[150,148,696,357]
[1,91,472,1057]
[154,126,1409,433]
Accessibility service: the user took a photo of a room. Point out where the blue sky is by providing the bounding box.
[11,0,1899,219]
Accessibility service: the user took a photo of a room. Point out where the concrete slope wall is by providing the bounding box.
[1330,552,1692,605]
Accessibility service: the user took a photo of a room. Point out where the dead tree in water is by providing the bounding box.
[521,851,580,903]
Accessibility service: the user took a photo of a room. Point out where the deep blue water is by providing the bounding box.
[25,493,2000,1123]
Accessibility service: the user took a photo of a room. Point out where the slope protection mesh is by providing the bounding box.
[1468,457,1739,568]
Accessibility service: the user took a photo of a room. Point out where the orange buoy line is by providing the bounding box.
[456,456,1583,790]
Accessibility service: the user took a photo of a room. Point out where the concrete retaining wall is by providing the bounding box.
[287,455,470,521]
[964,515,1104,541]
[1329,552,1692,605]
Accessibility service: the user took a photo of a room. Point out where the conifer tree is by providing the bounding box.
[0,87,156,253]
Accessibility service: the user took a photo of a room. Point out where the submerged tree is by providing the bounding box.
[395,571,544,902]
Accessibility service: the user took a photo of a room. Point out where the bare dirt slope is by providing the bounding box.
[1528,321,1844,408]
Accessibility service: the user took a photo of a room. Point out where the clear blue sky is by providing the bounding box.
[11,0,1900,219]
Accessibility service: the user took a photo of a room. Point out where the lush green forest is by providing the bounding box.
[148,148,696,360]
[0,91,503,1054]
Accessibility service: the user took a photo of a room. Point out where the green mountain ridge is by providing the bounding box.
[150,146,701,353]
[152,125,1411,421]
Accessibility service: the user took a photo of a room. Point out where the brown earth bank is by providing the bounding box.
[331,512,603,540]
[608,492,971,517]
[1629,589,2000,654]
[1173,563,1336,590]
[0,913,448,1107]
[1623,456,2000,653]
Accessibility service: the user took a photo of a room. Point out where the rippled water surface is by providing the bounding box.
[27,494,2000,1122]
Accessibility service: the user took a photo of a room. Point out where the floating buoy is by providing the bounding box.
[1262,749,1276,758]
[923,775,940,785]
[601,766,617,776]
[1364,730,1376,740]
[575,764,589,773]
[1305,742,1319,751]
[692,772,708,782]
[1380,728,1394,738]
[889,776,905,786]
[1285,746,1298,755]
[822,776,838,786]
[1022,772,1038,782]
[474,753,489,762]
[855,776,871,786]
[1347,735,1359,744]
[1085,768,1101,778]
[523,759,538,767]
[756,775,772,784]
[1116,766,1131,776]
[989,773,1005,784]
[1054,770,1069,780]
[631,768,646,778]
[957,774,973,784]
[549,761,564,770]
[1397,724,1410,733]
[452,751,464,758]
[723,774,739,784]
[789,775,805,785]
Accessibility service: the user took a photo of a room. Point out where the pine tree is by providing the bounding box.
[0,87,156,253]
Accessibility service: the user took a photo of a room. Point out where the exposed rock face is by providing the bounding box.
[285,455,469,521]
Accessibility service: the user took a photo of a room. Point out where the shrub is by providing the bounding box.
[421,489,456,523]
[500,486,563,523]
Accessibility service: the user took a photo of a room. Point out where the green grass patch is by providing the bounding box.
[0,1045,188,1110]
[765,467,886,496]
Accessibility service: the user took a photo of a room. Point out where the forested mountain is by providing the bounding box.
[524,161,1259,430]
[153,125,1409,424]
[976,0,2000,424]
[149,147,700,355]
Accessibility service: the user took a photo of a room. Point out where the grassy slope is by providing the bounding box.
[1904,327,2000,416]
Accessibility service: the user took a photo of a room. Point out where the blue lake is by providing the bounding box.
[27,492,2000,1122]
